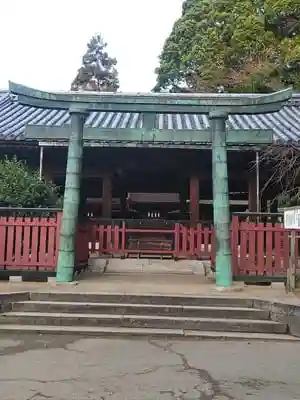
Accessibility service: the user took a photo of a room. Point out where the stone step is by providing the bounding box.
[0,312,287,334]
[95,258,208,275]
[0,324,297,341]
[30,293,255,308]
[12,301,270,320]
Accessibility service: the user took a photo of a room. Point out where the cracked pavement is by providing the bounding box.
[0,335,300,399]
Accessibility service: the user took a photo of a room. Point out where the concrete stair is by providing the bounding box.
[0,293,298,341]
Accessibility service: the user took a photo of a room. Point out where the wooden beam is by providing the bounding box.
[186,199,248,205]
[48,168,249,180]
[38,142,265,151]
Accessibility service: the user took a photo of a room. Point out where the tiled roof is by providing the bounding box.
[0,91,300,142]
[0,90,8,99]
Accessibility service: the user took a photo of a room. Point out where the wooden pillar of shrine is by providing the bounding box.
[38,147,54,182]
[119,188,127,218]
[248,152,260,213]
[179,180,186,219]
[102,173,112,218]
[189,175,199,227]
[248,172,257,212]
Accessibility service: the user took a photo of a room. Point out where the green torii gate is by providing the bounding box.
[9,82,292,287]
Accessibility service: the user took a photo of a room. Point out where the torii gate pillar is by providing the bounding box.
[56,108,87,283]
[210,111,232,287]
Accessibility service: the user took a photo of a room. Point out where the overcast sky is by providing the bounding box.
[0,0,183,92]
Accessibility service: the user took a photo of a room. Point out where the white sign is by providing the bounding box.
[284,207,300,229]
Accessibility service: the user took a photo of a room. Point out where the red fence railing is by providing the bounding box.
[89,222,215,259]
[0,210,89,273]
[0,211,296,280]
[0,212,62,271]
[90,217,297,280]
[230,215,290,278]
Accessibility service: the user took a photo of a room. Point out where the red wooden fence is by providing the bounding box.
[0,212,296,279]
[89,222,215,259]
[0,211,89,273]
[0,213,62,271]
[231,215,290,279]
[90,218,296,280]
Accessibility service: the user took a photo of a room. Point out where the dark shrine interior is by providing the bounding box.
[44,147,255,221]
[1,145,258,222]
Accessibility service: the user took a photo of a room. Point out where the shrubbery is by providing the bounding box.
[0,156,61,208]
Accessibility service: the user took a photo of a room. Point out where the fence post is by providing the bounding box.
[189,227,195,257]
[211,226,216,268]
[174,223,180,258]
[121,221,126,256]
[231,216,239,277]
[0,216,6,266]
[89,221,96,254]
[55,212,63,269]
[286,230,296,291]
[196,223,202,258]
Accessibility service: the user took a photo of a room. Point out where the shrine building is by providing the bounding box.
[1,86,299,221]
[0,83,296,285]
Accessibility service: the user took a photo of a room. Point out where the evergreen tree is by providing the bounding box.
[71,34,119,92]
[154,0,300,93]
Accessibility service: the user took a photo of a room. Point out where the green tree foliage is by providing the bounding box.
[71,34,119,92]
[154,0,300,93]
[0,157,60,208]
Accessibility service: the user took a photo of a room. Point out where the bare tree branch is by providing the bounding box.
[258,143,300,206]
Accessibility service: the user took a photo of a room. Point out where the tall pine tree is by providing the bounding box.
[71,34,119,92]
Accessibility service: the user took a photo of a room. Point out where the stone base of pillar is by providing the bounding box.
[213,284,244,292]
